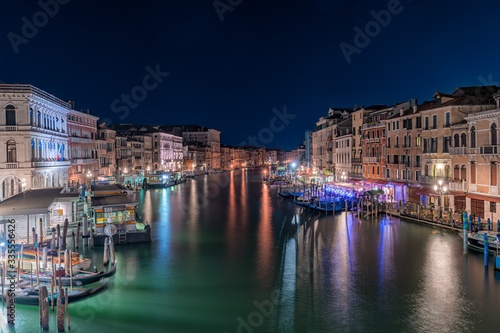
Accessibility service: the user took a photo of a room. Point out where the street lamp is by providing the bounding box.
[433,180,448,207]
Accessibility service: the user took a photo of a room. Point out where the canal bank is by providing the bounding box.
[3,169,500,333]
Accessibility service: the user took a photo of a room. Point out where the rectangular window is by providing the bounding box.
[387,168,391,178]
[445,112,450,128]
[388,124,391,132]
[377,166,380,176]
[431,138,438,153]
[407,169,412,180]
[423,139,429,153]
[491,202,496,213]
[402,169,406,180]
[387,155,390,164]
[401,155,406,165]
[432,115,437,129]
[416,116,422,129]
[424,117,429,130]
[394,155,399,164]
[415,155,421,168]
[407,118,412,130]
[403,119,407,129]
[383,129,386,137]
[393,122,395,130]
[443,136,451,153]
[353,139,355,147]
[396,121,399,130]
[416,170,421,180]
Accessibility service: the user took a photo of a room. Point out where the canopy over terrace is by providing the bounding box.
[0,188,80,243]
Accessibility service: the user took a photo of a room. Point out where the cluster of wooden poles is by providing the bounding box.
[1,215,98,331]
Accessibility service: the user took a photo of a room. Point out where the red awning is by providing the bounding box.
[364,179,377,184]
[375,180,390,185]
[450,192,466,196]
[416,187,439,197]
[466,193,500,203]
[389,182,405,186]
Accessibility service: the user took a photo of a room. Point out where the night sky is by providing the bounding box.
[1,0,500,150]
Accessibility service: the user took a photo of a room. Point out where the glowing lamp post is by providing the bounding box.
[433,179,448,207]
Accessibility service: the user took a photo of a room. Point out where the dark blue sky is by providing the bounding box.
[1,0,500,150]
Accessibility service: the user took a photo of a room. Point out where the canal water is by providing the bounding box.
[3,169,500,332]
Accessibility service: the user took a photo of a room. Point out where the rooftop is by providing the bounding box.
[0,188,79,216]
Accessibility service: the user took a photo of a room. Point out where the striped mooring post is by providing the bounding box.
[463,212,468,255]
[484,233,489,266]
[488,218,491,231]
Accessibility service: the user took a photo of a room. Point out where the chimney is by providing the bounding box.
[400,108,403,116]
[87,109,90,114]
[412,98,418,113]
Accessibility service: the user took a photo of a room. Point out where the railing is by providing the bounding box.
[449,147,468,155]
[5,126,17,131]
[449,181,467,191]
[417,175,452,185]
[366,138,380,143]
[351,158,362,164]
[6,163,18,169]
[478,145,500,155]
[363,157,380,163]
[32,160,71,168]
[0,84,72,108]
[362,120,386,129]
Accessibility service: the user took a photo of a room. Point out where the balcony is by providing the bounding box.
[366,138,380,143]
[449,147,468,155]
[417,175,451,185]
[449,181,467,191]
[351,158,362,164]
[6,163,18,169]
[362,120,386,130]
[32,160,71,168]
[478,145,500,155]
[363,157,380,163]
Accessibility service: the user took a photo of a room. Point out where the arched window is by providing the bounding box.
[416,134,421,147]
[376,146,379,157]
[371,147,375,157]
[5,105,16,126]
[38,141,42,159]
[37,111,41,127]
[403,135,407,148]
[6,140,16,163]
[491,123,497,146]
[461,165,467,181]
[30,109,34,125]
[424,164,429,176]
[454,165,460,180]
[454,133,460,147]
[408,135,411,148]
[396,136,399,148]
[461,133,467,147]
[388,137,391,148]
[31,139,35,161]
[471,126,476,148]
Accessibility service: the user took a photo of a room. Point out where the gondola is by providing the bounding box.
[20,261,117,287]
[10,279,108,306]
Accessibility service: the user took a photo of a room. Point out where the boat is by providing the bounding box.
[460,230,500,254]
[11,280,108,306]
[18,248,91,272]
[20,261,117,287]
[278,190,291,197]
[294,196,311,207]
